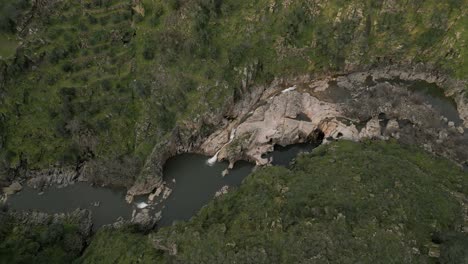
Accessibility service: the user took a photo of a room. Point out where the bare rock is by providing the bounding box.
[125,194,134,203]
[151,236,178,256]
[155,211,162,222]
[131,209,158,230]
[8,209,92,237]
[202,90,355,165]
[386,119,399,133]
[359,117,382,139]
[3,182,22,195]
[428,244,440,258]
[27,167,78,190]
[162,187,172,200]
[215,185,229,197]
[148,192,157,202]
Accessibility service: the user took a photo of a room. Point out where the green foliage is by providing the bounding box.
[0,34,18,58]
[168,0,181,11]
[150,141,467,263]
[0,214,84,264]
[78,141,468,263]
[0,0,467,188]
[0,0,29,34]
[75,228,161,264]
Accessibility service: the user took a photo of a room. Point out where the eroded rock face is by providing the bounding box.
[201,69,468,168]
[126,66,467,198]
[8,208,93,237]
[2,182,22,196]
[202,90,365,165]
[131,209,161,231]
[127,113,225,197]
[27,167,78,190]
[215,185,229,198]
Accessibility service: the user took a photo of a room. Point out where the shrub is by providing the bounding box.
[168,0,181,10]
[143,45,155,60]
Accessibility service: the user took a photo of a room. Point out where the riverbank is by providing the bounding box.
[78,140,468,263]
[3,65,467,205]
[125,65,467,201]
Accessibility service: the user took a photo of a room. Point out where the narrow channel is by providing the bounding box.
[5,78,464,229]
[6,154,256,229]
[5,183,132,229]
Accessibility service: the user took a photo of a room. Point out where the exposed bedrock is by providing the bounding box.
[7,209,93,238]
[200,69,468,169]
[123,66,468,199]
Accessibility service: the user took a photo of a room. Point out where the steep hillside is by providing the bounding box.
[1,0,467,190]
[78,141,468,263]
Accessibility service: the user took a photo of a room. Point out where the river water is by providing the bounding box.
[266,143,320,167]
[6,155,256,229]
[157,155,254,226]
[379,78,463,125]
[6,183,132,229]
[5,143,318,229]
[5,79,464,229]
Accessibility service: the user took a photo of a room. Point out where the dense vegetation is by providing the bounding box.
[0,0,467,188]
[0,0,29,35]
[0,211,87,263]
[0,0,28,58]
[1,1,467,262]
[77,141,468,263]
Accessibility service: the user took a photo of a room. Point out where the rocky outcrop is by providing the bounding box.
[8,208,93,237]
[202,89,366,165]
[130,209,162,231]
[26,167,79,190]
[2,182,22,196]
[201,68,468,168]
[127,113,225,199]
[215,185,229,198]
[346,65,468,128]
[126,65,467,198]
[150,235,178,256]
[106,209,162,231]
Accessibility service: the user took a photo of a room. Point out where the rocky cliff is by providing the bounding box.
[201,66,468,170]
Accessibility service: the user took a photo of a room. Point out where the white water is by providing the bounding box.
[207,150,221,166]
[207,129,237,166]
[281,85,297,93]
[136,202,149,209]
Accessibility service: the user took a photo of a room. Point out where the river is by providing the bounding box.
[5,79,464,229]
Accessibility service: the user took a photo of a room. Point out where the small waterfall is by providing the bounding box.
[207,129,237,166]
[229,128,236,140]
[281,85,296,93]
[207,150,221,166]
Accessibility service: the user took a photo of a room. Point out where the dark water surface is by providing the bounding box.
[7,154,254,228]
[6,183,132,229]
[379,78,462,125]
[267,143,319,167]
[5,78,463,228]
[157,154,254,226]
[407,80,462,125]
